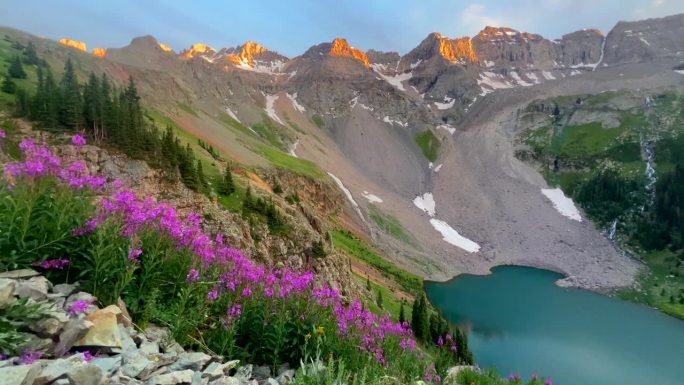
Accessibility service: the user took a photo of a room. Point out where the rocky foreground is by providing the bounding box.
[0,269,296,385]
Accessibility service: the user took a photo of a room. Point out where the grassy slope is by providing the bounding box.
[415,129,441,162]
[368,204,416,246]
[520,90,684,319]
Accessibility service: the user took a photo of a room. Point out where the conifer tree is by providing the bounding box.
[411,293,430,342]
[1,75,15,94]
[196,160,207,190]
[366,276,372,292]
[219,164,235,195]
[399,302,406,324]
[8,56,26,79]
[376,290,384,309]
[59,58,82,129]
[24,41,39,65]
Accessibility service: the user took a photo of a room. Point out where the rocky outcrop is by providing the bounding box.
[157,42,173,52]
[554,29,604,67]
[602,13,684,66]
[58,38,86,52]
[328,38,370,68]
[226,41,269,66]
[91,48,107,58]
[180,43,215,59]
[0,271,294,385]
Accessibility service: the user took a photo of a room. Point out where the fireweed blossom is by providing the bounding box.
[71,134,87,146]
[1,134,438,377]
[33,258,70,270]
[127,248,143,263]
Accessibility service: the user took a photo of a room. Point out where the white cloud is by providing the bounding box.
[653,0,665,7]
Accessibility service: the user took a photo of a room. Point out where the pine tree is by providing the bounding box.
[59,58,82,129]
[196,160,207,190]
[366,276,372,292]
[8,56,26,79]
[411,293,429,341]
[376,290,384,309]
[82,72,101,135]
[399,302,406,324]
[24,41,39,65]
[1,75,15,94]
[219,164,235,195]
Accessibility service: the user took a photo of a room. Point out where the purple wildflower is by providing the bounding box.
[0,129,6,139]
[127,248,143,263]
[17,351,42,365]
[67,299,91,316]
[507,373,521,381]
[544,380,553,385]
[71,134,86,146]
[186,268,199,283]
[82,351,93,362]
[207,289,219,301]
[33,258,70,270]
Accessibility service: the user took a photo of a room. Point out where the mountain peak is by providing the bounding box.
[180,43,215,59]
[419,33,478,63]
[226,41,269,66]
[58,38,86,51]
[329,38,370,67]
[476,26,543,41]
[157,42,173,52]
[92,47,107,58]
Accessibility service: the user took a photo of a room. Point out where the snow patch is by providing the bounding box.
[509,71,532,87]
[541,71,556,80]
[526,72,541,84]
[436,124,455,135]
[541,188,582,222]
[484,60,495,68]
[289,140,299,158]
[413,193,436,217]
[675,70,684,75]
[225,107,241,124]
[477,71,513,95]
[570,69,581,76]
[383,116,408,127]
[434,164,443,172]
[327,172,366,224]
[361,191,383,203]
[410,59,423,69]
[286,93,306,113]
[434,96,456,110]
[639,37,651,46]
[264,94,285,125]
[373,65,413,91]
[429,219,480,253]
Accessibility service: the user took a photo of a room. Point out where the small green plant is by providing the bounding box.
[415,130,441,162]
[0,298,51,356]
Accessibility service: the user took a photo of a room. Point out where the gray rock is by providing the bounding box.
[34,357,77,385]
[29,316,65,337]
[22,333,53,352]
[146,369,195,385]
[0,362,41,385]
[143,325,170,343]
[67,363,103,385]
[111,374,143,385]
[139,340,160,355]
[52,283,79,297]
[90,355,122,377]
[49,318,94,356]
[0,269,39,279]
[122,351,151,378]
[0,278,16,308]
[137,353,176,381]
[265,378,279,385]
[203,360,239,379]
[16,276,50,300]
[276,369,295,385]
[118,325,138,353]
[164,341,185,355]
[235,365,252,383]
[169,352,212,371]
[191,371,205,385]
[252,366,270,381]
[65,292,98,315]
[209,377,240,385]
[53,379,70,385]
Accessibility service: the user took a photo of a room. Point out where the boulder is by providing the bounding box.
[74,306,122,348]
[139,340,160,355]
[265,379,279,385]
[34,356,83,385]
[16,276,50,300]
[121,351,152,378]
[49,318,94,356]
[0,362,41,385]
[169,352,212,371]
[117,297,133,327]
[65,292,98,315]
[0,278,16,308]
[252,366,270,381]
[146,369,195,385]
[90,355,122,377]
[0,269,39,279]
[29,316,66,337]
[67,363,103,385]
[209,377,240,385]
[235,365,253,383]
[52,283,79,297]
[202,360,238,379]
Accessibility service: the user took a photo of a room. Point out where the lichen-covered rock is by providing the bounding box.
[0,278,16,308]
[16,276,50,300]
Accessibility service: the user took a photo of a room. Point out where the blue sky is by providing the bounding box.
[1,0,682,56]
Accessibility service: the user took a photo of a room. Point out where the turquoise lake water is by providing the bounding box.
[425,266,684,385]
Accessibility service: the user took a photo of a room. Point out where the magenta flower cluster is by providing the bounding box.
[33,258,70,270]
[3,136,108,190]
[2,133,427,373]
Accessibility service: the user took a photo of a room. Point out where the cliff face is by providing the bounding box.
[554,29,604,67]
[602,13,684,65]
[329,38,370,67]
[91,47,107,58]
[58,38,86,51]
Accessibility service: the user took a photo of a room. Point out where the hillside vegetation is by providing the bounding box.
[516,90,684,318]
